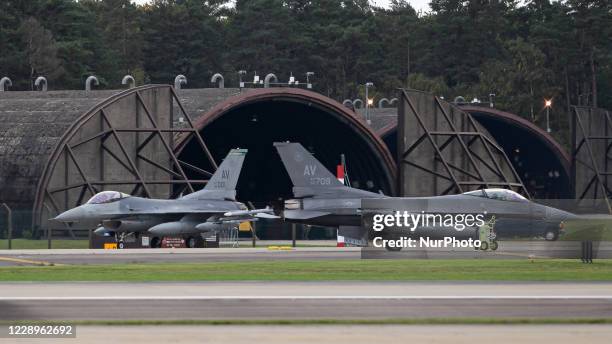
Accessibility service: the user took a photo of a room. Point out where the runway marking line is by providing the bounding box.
[0,256,64,267]
[267,246,294,251]
[1,296,612,301]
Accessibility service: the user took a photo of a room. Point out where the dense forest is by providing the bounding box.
[0,0,611,142]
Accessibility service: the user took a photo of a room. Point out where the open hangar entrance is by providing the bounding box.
[176,88,397,238]
[461,106,572,199]
[375,103,571,199]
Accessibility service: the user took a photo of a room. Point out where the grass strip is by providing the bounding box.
[1,259,612,281]
[0,239,88,250]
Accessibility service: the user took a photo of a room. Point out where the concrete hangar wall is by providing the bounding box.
[1,84,571,237]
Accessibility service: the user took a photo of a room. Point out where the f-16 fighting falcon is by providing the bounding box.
[273,142,576,247]
[53,148,275,248]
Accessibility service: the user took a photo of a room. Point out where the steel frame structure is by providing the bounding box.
[572,106,612,213]
[33,85,218,233]
[398,89,528,197]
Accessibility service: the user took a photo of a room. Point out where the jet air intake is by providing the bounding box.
[102,219,160,233]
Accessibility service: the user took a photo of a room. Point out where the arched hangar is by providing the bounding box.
[374,104,571,199]
[461,105,571,199]
[3,85,556,239]
[176,88,397,206]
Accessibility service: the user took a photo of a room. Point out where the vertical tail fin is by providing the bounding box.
[274,142,380,198]
[181,148,247,201]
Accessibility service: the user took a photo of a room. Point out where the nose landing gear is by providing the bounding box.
[478,216,498,251]
[544,229,559,241]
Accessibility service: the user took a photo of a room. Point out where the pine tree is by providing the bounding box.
[19,17,64,89]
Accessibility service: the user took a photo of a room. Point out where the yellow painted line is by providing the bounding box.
[0,256,64,267]
[267,246,294,251]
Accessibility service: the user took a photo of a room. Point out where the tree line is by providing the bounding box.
[0,0,611,142]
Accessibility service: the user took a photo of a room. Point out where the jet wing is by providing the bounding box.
[284,210,331,220]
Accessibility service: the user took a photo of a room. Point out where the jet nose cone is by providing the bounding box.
[546,208,577,227]
[53,207,86,223]
[550,208,576,221]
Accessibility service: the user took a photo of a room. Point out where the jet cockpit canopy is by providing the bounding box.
[463,188,527,202]
[86,191,130,204]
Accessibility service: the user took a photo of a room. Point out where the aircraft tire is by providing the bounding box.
[480,241,489,251]
[544,230,558,241]
[150,237,161,248]
[490,241,498,251]
[186,236,197,248]
[385,245,402,252]
[118,241,125,249]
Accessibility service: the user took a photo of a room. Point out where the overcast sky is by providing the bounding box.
[371,0,430,12]
[130,0,432,13]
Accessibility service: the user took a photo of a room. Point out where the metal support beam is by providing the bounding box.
[572,107,612,213]
[1,203,12,249]
[397,89,528,197]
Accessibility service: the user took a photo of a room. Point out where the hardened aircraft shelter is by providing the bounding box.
[0,83,606,238]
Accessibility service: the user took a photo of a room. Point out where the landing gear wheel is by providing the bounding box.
[118,241,124,249]
[490,241,498,251]
[186,236,197,248]
[544,230,558,241]
[480,241,489,251]
[383,236,403,251]
[385,245,402,252]
[150,237,161,248]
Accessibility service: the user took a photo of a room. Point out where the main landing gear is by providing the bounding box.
[184,236,204,248]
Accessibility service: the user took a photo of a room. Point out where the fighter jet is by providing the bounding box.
[53,148,275,248]
[273,142,575,246]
